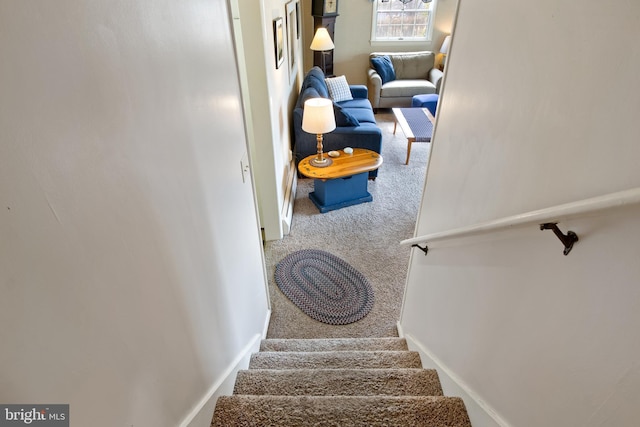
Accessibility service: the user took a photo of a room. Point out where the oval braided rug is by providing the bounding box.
[275,249,374,325]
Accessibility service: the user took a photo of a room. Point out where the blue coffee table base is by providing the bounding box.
[309,171,372,213]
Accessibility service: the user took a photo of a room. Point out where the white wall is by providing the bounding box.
[235,0,303,241]
[0,1,269,426]
[401,1,640,426]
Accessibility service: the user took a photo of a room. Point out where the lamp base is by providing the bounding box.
[310,157,333,167]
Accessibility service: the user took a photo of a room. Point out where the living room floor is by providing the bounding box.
[264,111,431,339]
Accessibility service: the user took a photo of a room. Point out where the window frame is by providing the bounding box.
[370,0,438,45]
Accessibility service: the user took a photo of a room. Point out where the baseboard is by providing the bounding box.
[403,331,511,427]
[281,161,297,236]
[180,310,271,427]
[396,320,405,338]
[262,309,272,339]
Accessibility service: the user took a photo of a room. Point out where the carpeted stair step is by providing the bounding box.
[249,350,422,370]
[234,368,444,396]
[260,337,408,352]
[211,395,472,427]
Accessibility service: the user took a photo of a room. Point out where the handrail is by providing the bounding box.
[401,187,640,254]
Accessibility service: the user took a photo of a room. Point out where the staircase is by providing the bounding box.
[212,337,472,426]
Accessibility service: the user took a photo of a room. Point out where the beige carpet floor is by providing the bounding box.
[264,111,430,339]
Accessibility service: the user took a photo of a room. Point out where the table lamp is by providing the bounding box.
[439,35,451,70]
[302,98,336,167]
[310,27,335,75]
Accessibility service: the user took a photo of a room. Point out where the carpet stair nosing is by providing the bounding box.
[234,368,444,396]
[249,350,423,370]
[260,337,409,352]
[212,395,472,427]
[213,338,472,426]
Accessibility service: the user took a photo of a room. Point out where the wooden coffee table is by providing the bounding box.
[298,148,383,213]
[392,107,435,165]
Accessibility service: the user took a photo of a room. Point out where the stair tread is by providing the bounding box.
[212,395,472,427]
[260,337,408,352]
[249,350,423,370]
[234,368,443,396]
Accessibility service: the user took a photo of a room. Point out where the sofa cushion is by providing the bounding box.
[325,75,353,102]
[370,55,396,84]
[380,79,437,98]
[302,66,329,98]
[298,87,323,109]
[390,51,435,80]
[334,103,360,127]
[343,106,376,125]
[337,98,373,111]
[306,66,326,81]
[305,75,329,98]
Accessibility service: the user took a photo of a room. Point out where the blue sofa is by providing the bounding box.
[293,67,383,179]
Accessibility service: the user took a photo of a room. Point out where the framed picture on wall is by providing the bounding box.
[296,1,301,39]
[273,17,284,69]
[286,1,298,81]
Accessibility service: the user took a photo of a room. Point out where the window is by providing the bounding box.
[372,0,436,42]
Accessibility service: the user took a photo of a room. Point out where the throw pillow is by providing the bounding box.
[370,55,396,84]
[299,87,322,108]
[325,75,353,103]
[334,103,360,127]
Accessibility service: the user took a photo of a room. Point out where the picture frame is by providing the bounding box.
[295,1,301,39]
[273,17,284,69]
[286,1,298,80]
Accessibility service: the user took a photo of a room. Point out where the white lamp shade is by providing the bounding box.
[310,27,335,52]
[440,35,451,54]
[302,98,336,134]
